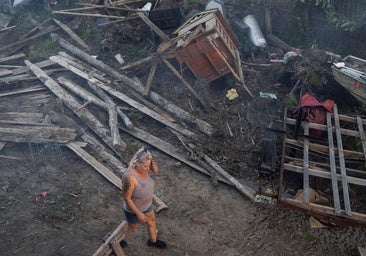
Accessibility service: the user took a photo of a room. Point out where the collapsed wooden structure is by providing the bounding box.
[277,105,366,227]
[0,8,260,254]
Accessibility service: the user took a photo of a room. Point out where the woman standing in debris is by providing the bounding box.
[120,147,167,249]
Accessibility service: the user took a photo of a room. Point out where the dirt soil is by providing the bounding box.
[1,1,366,256]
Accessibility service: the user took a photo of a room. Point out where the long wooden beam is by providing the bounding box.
[25,59,124,153]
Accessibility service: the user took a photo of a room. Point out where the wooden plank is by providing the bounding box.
[52,34,214,135]
[50,55,196,138]
[67,141,167,213]
[279,198,366,227]
[0,112,52,126]
[357,116,366,166]
[25,59,123,154]
[334,104,352,216]
[285,138,365,159]
[67,141,122,188]
[0,126,76,144]
[327,112,341,213]
[0,142,6,151]
[120,126,230,185]
[303,122,309,204]
[0,86,46,98]
[0,53,25,63]
[109,238,125,256]
[283,163,366,186]
[162,57,207,109]
[51,10,127,19]
[93,221,128,256]
[235,48,253,97]
[143,59,158,97]
[52,18,90,50]
[174,12,215,36]
[207,34,240,81]
[286,118,361,138]
[57,76,123,150]
[136,12,169,42]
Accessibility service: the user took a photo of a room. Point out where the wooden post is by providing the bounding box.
[161,57,207,109]
[327,112,341,213]
[264,6,272,34]
[143,58,158,97]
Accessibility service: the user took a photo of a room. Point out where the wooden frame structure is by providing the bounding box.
[279,104,366,227]
[93,221,128,256]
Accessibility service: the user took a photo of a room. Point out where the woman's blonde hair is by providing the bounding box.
[129,147,152,167]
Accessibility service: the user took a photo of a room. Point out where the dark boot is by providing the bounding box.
[147,239,167,249]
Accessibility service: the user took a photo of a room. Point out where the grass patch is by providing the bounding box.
[28,38,60,62]
[302,231,318,242]
[118,43,151,63]
[77,18,98,42]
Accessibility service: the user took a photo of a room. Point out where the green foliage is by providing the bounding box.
[284,94,298,107]
[126,143,140,156]
[77,18,98,42]
[28,38,60,62]
[302,230,318,241]
[12,4,50,30]
[298,0,366,32]
[307,73,322,86]
[128,110,143,122]
[118,44,151,63]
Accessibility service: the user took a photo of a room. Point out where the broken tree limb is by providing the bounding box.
[52,18,90,51]
[49,55,196,138]
[25,60,125,153]
[57,76,124,150]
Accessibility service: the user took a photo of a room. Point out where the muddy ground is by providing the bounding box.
[1,1,366,256]
[1,141,366,256]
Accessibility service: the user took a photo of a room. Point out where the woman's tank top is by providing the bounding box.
[123,171,154,213]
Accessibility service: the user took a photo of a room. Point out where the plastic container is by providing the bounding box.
[243,15,266,47]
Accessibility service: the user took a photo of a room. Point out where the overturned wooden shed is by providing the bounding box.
[171,9,243,83]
